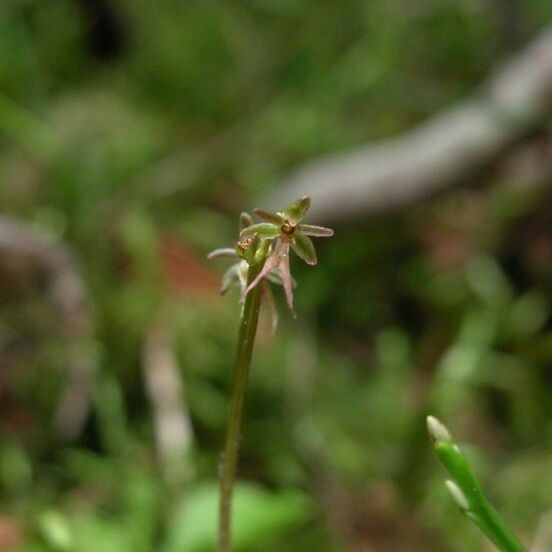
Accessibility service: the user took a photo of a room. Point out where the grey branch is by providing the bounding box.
[0,215,95,440]
[260,27,552,222]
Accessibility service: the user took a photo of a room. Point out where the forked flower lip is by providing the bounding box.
[238,197,333,312]
[211,197,333,316]
[241,239,296,316]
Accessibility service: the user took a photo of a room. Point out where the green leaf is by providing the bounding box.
[297,224,334,237]
[71,515,135,552]
[254,208,284,225]
[240,223,280,239]
[292,233,317,265]
[163,482,311,552]
[284,196,311,222]
[38,511,73,551]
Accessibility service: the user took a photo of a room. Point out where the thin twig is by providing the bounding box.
[143,321,194,483]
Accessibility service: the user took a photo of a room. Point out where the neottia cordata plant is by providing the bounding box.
[209,197,333,552]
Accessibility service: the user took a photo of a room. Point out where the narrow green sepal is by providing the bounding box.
[284,196,311,222]
[292,232,317,265]
[240,223,280,239]
[254,208,284,225]
[297,224,334,237]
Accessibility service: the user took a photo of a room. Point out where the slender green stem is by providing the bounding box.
[468,500,527,552]
[218,261,263,552]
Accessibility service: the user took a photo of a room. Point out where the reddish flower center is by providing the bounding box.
[281,220,296,235]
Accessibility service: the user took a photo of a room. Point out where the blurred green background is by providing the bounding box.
[0,1,551,550]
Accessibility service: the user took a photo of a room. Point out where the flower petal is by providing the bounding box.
[207,248,238,259]
[241,251,280,303]
[261,283,279,336]
[291,233,317,265]
[297,224,334,237]
[240,223,280,239]
[267,269,297,289]
[220,264,240,295]
[284,196,311,222]
[254,208,284,225]
[277,242,296,316]
[239,212,254,230]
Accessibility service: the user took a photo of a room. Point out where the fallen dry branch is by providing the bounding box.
[261,27,552,222]
[0,215,94,441]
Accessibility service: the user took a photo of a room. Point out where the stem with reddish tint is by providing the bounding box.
[218,261,263,552]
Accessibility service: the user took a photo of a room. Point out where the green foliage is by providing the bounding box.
[165,482,311,551]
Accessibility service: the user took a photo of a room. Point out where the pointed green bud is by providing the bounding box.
[240,223,281,239]
[284,196,311,222]
[254,208,284,225]
[240,212,254,231]
[254,239,271,264]
[427,416,452,444]
[292,232,317,265]
[445,480,470,511]
[235,233,260,265]
[297,224,334,237]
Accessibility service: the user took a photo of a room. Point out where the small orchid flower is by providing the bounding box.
[214,198,333,549]
[239,196,334,314]
[208,213,281,332]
